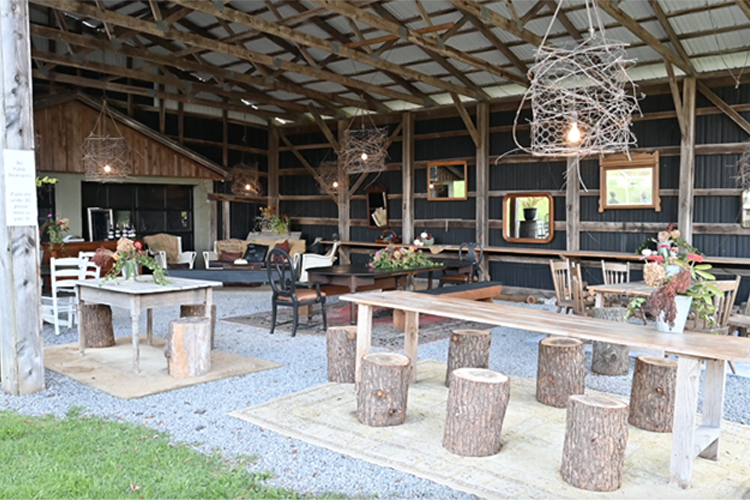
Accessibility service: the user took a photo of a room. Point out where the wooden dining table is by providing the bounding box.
[587,281,654,308]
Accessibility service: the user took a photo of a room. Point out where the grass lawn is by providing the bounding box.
[0,408,297,499]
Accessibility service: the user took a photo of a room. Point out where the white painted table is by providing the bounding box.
[341,290,750,490]
[76,276,222,373]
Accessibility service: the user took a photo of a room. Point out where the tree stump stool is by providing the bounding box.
[443,368,510,457]
[180,304,217,349]
[356,352,410,427]
[628,356,677,432]
[80,303,115,348]
[561,395,629,492]
[326,326,357,383]
[592,307,630,376]
[165,317,212,378]
[536,337,585,408]
[445,329,492,387]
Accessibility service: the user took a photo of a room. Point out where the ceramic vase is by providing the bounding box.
[655,295,693,333]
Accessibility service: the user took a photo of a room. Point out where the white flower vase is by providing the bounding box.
[655,295,693,333]
[665,264,681,277]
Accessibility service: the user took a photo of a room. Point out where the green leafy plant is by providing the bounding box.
[370,245,440,271]
[258,206,290,235]
[35,175,58,188]
[94,238,168,285]
[521,196,543,209]
[40,213,70,248]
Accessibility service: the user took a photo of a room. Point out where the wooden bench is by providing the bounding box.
[392,281,503,329]
[340,290,750,491]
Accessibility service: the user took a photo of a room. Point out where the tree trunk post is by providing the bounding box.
[326,326,357,383]
[165,317,212,378]
[356,352,410,427]
[445,329,492,387]
[80,303,115,348]
[629,356,678,432]
[536,337,585,408]
[180,304,217,350]
[443,367,510,457]
[591,307,630,376]
[561,395,629,492]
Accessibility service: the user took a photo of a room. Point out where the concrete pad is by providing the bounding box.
[45,336,281,400]
[231,360,750,499]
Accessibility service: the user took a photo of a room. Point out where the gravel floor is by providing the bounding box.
[3,287,750,499]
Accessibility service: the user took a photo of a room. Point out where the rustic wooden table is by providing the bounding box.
[341,290,750,490]
[75,276,222,373]
[587,281,653,308]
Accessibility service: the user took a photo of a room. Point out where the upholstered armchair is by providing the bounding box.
[143,234,196,269]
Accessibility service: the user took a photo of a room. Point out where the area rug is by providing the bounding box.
[231,360,750,499]
[45,336,281,400]
[223,301,491,349]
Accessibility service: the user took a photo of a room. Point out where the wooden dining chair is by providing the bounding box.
[439,242,483,287]
[550,259,574,313]
[691,276,741,373]
[571,265,594,317]
[601,260,631,306]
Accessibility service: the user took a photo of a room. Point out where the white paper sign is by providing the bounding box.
[3,149,37,226]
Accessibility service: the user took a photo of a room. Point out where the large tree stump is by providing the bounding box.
[591,307,630,376]
[356,353,410,427]
[165,317,212,378]
[628,356,677,432]
[80,303,115,348]
[180,304,217,349]
[445,329,492,387]
[536,337,585,408]
[326,326,357,383]
[443,368,510,457]
[561,395,629,492]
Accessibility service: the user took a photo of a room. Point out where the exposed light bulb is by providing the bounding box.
[245,184,251,190]
[429,183,434,189]
[566,121,581,144]
[332,181,339,188]
[360,152,368,161]
[103,164,111,173]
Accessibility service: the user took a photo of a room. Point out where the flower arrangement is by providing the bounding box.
[257,206,290,235]
[93,238,168,285]
[369,245,440,271]
[413,231,434,247]
[627,225,721,328]
[41,214,70,245]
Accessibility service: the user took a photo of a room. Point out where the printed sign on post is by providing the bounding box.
[3,149,37,226]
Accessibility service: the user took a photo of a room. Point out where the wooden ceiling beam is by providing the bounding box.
[736,0,750,23]
[464,12,528,75]
[278,130,337,201]
[664,61,687,139]
[308,105,341,152]
[172,0,482,100]
[313,0,527,86]
[414,0,433,27]
[447,0,543,46]
[696,80,750,136]
[450,92,480,148]
[32,0,422,105]
[598,0,693,75]
[521,0,547,25]
[441,15,468,42]
[543,0,582,41]
[30,23,375,113]
[344,22,455,49]
[423,48,490,100]
[648,0,694,73]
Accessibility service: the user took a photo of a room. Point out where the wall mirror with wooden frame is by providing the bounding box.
[599,151,661,212]
[366,185,388,229]
[427,160,467,201]
[502,193,554,244]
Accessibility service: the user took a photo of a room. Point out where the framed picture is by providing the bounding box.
[599,152,661,212]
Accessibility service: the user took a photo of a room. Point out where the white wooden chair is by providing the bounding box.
[41,257,86,336]
[294,241,340,282]
[78,251,101,279]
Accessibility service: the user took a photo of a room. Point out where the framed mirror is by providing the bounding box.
[599,151,661,212]
[428,160,467,201]
[87,207,113,242]
[502,193,554,244]
[366,186,388,229]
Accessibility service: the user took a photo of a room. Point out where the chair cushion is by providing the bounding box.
[167,262,190,270]
[243,244,268,262]
[273,239,291,254]
[219,251,243,263]
[278,288,326,301]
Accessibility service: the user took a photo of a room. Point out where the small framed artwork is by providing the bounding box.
[599,151,661,212]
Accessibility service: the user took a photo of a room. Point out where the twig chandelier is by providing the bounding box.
[82,101,132,182]
[340,124,389,174]
[513,0,641,158]
[230,161,263,197]
[735,142,750,190]
[316,159,344,195]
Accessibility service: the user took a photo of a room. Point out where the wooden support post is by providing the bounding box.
[337,118,350,242]
[222,200,231,240]
[0,0,45,395]
[268,125,279,210]
[222,107,228,168]
[177,101,184,144]
[566,157,580,251]
[476,102,489,278]
[402,112,414,245]
[209,199,217,252]
[678,77,696,244]
[158,86,166,134]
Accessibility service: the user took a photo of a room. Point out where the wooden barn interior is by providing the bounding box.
[24,0,750,294]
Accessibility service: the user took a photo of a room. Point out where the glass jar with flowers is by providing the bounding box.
[256,206,290,235]
[93,238,168,285]
[40,214,70,254]
[369,245,440,271]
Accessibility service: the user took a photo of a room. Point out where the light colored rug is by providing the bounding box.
[45,336,281,400]
[231,360,750,499]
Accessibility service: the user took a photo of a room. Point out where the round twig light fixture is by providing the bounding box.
[230,161,263,197]
[340,126,389,174]
[316,160,345,195]
[735,142,750,190]
[82,101,132,183]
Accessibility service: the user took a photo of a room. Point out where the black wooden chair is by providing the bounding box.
[266,247,327,337]
[439,242,484,287]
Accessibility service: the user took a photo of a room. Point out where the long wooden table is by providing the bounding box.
[340,290,750,490]
[76,276,222,373]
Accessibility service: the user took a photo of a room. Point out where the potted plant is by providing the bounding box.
[257,206,290,235]
[521,197,542,221]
